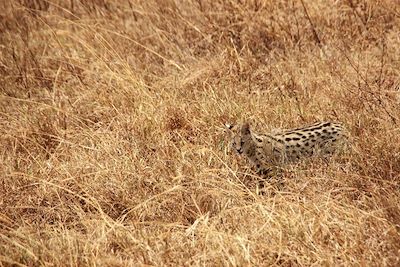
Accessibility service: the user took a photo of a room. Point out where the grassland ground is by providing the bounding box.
[0,0,399,266]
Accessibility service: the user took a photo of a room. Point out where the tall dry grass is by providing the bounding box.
[0,0,399,266]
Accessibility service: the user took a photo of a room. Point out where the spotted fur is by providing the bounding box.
[227,121,348,175]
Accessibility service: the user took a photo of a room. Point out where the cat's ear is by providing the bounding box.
[224,123,235,130]
[241,122,251,135]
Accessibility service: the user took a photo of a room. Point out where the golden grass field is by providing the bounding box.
[1,0,399,266]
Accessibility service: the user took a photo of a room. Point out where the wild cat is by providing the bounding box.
[226,121,348,175]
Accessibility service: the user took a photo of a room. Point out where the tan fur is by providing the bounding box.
[228,121,348,175]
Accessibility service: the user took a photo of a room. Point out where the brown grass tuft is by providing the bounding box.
[1,0,400,266]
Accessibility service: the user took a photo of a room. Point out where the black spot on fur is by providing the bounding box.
[322,129,328,133]
[322,122,331,127]
[311,126,323,131]
[293,137,300,141]
[285,137,292,142]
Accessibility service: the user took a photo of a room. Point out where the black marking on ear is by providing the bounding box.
[225,123,234,130]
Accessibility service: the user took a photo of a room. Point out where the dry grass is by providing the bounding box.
[1,0,399,266]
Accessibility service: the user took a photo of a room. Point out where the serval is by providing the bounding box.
[226,121,348,176]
